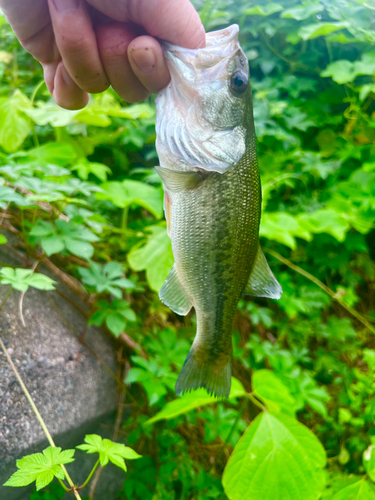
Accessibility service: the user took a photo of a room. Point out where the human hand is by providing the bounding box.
[0,0,205,109]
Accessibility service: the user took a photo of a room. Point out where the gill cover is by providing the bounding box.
[155,24,249,174]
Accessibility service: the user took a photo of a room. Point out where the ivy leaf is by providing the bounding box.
[222,412,326,500]
[331,480,375,500]
[298,22,349,40]
[252,370,296,417]
[144,378,246,425]
[128,225,173,291]
[0,268,56,292]
[0,234,7,244]
[4,447,75,491]
[298,209,350,242]
[76,435,141,472]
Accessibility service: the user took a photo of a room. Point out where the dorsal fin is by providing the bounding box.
[245,247,282,299]
[155,166,206,193]
[159,265,193,315]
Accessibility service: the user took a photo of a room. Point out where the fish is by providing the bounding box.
[155,24,282,398]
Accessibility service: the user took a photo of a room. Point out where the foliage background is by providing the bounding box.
[1,0,375,498]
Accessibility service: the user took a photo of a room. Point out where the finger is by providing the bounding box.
[128,36,170,94]
[87,0,206,49]
[0,0,50,41]
[97,22,150,103]
[47,0,109,94]
[52,60,89,110]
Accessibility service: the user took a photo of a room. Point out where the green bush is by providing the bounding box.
[1,0,375,498]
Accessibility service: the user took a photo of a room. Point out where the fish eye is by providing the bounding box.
[230,71,248,96]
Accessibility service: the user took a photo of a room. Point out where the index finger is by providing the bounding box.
[86,0,206,49]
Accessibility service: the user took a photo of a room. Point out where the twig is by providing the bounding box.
[0,337,82,499]
[264,248,375,335]
[43,257,89,301]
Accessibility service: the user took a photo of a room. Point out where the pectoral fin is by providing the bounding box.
[245,247,282,299]
[159,265,193,315]
[155,166,205,193]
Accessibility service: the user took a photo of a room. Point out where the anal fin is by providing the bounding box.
[159,265,192,315]
[245,246,282,299]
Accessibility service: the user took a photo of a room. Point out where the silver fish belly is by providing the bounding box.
[155,25,282,397]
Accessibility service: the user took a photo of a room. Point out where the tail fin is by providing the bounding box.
[175,346,232,398]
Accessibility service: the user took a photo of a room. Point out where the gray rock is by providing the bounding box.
[0,246,128,500]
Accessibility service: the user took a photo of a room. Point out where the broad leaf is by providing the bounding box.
[298,22,349,40]
[331,480,375,500]
[222,412,326,500]
[128,225,173,291]
[0,90,32,152]
[252,370,296,416]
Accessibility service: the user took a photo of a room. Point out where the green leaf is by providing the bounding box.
[222,412,326,500]
[0,234,7,244]
[252,370,296,416]
[24,142,77,167]
[363,445,375,482]
[331,480,375,500]
[128,225,174,291]
[4,447,75,491]
[260,212,311,249]
[106,313,126,336]
[0,268,56,292]
[144,378,246,425]
[97,180,163,219]
[298,209,350,241]
[281,4,324,20]
[76,435,141,472]
[244,3,283,16]
[41,236,65,257]
[298,22,349,40]
[0,90,32,152]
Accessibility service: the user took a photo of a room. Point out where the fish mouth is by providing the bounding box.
[162,24,241,73]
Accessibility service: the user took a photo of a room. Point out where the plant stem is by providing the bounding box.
[78,459,100,491]
[265,248,375,335]
[31,79,46,104]
[0,287,12,313]
[247,392,267,412]
[121,206,129,232]
[0,337,82,499]
[58,478,71,492]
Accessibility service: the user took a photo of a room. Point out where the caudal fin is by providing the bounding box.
[175,346,232,398]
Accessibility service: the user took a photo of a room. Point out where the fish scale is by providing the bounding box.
[155,25,282,397]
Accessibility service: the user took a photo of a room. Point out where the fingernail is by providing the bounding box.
[52,0,79,13]
[60,64,75,86]
[131,47,156,73]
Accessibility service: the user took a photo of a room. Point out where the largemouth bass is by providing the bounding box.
[155,24,282,398]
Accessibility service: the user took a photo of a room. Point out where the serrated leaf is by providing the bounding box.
[144,378,246,425]
[76,435,141,473]
[4,447,75,490]
[252,370,296,416]
[222,412,326,500]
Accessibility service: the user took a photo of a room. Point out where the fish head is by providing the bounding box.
[156,24,251,174]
